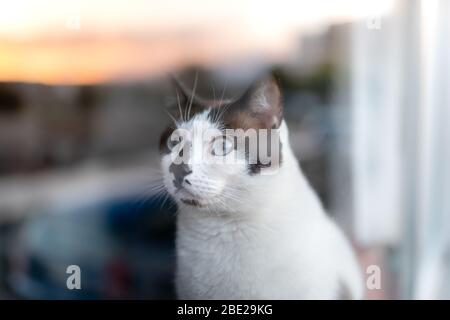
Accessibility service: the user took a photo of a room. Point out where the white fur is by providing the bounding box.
[161,111,364,299]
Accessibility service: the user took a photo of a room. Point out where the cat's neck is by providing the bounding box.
[245,123,323,221]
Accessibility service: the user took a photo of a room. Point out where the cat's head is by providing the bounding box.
[160,75,284,212]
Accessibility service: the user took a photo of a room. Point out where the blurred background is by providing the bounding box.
[0,0,449,299]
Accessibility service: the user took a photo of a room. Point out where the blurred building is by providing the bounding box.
[0,81,170,176]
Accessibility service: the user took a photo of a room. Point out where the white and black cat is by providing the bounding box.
[160,75,363,299]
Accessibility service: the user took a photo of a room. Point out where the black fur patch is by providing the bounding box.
[248,141,283,175]
[181,199,202,207]
[159,126,175,155]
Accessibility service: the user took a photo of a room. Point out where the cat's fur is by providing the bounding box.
[160,75,363,299]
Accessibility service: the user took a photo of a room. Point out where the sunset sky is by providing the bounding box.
[0,0,395,84]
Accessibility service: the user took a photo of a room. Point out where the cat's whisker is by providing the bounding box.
[175,89,185,123]
[164,108,179,127]
[130,179,164,201]
[210,83,217,108]
[220,200,237,214]
[128,170,168,211]
[208,84,220,125]
[211,94,226,125]
[210,80,231,125]
[218,78,228,109]
[222,186,248,201]
[187,70,199,121]
[218,103,233,123]
[130,183,166,211]
[219,191,241,205]
[158,191,172,212]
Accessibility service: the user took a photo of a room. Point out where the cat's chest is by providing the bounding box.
[176,217,269,265]
[174,212,341,299]
[175,216,281,298]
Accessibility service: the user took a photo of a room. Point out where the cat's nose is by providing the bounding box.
[169,162,193,189]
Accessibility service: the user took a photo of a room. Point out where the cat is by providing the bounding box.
[160,75,363,299]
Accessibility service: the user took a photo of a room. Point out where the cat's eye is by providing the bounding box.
[211,136,234,156]
[167,135,183,151]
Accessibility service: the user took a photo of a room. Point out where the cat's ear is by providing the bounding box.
[230,75,283,129]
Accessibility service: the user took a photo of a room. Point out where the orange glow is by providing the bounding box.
[0,32,291,85]
[0,36,201,84]
[0,0,395,84]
